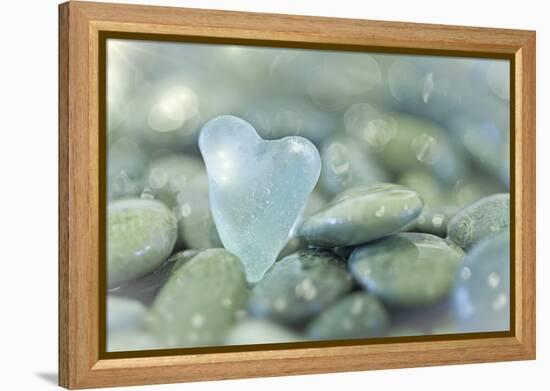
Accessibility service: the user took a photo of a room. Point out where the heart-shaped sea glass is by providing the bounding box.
[199,115,321,283]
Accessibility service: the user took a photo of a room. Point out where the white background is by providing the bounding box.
[0,0,546,389]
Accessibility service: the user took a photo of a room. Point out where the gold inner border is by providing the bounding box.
[98,30,516,360]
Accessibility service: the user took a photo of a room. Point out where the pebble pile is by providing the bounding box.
[106,39,510,351]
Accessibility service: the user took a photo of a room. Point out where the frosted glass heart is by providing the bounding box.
[199,115,321,283]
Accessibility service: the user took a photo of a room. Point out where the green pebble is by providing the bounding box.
[176,177,222,249]
[277,190,327,260]
[406,206,460,237]
[148,249,249,348]
[108,256,177,306]
[107,296,148,333]
[447,193,509,250]
[107,138,147,201]
[386,326,424,338]
[108,199,177,288]
[249,249,354,326]
[297,183,423,247]
[306,292,389,340]
[366,112,468,184]
[145,154,205,207]
[389,298,456,336]
[398,169,448,207]
[106,296,160,352]
[224,319,305,345]
[107,330,161,352]
[451,175,507,208]
[451,231,510,332]
[276,236,308,261]
[349,233,463,307]
[170,249,203,272]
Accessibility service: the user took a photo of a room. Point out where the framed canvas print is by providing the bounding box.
[58,1,536,389]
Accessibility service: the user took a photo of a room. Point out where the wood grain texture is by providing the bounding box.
[58,3,70,387]
[58,1,536,389]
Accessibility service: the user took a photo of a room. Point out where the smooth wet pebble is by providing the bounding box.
[307,292,389,340]
[224,319,305,345]
[107,138,147,200]
[278,191,327,260]
[148,249,249,348]
[108,250,201,305]
[249,249,354,326]
[170,249,203,272]
[387,58,464,120]
[447,115,509,187]
[389,298,457,336]
[451,175,507,208]
[107,296,148,333]
[175,176,222,249]
[276,237,307,261]
[297,184,423,247]
[447,193,509,250]
[349,233,463,307]
[398,169,448,207]
[353,109,468,184]
[145,154,205,207]
[108,258,175,306]
[108,199,177,288]
[108,330,161,352]
[407,206,460,237]
[452,231,510,332]
[386,327,423,338]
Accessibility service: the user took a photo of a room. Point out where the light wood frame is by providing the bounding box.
[59,1,536,389]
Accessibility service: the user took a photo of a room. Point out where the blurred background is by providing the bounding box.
[107,39,509,208]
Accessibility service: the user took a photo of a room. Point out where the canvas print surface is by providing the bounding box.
[105,39,510,352]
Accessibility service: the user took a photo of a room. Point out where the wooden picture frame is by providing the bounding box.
[58,1,536,389]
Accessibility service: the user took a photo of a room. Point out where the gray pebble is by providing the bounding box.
[407,205,460,237]
[398,169,448,207]
[276,236,308,261]
[389,298,457,336]
[224,319,305,345]
[447,115,510,187]
[108,257,175,306]
[107,296,148,333]
[349,233,463,307]
[248,249,354,326]
[278,190,327,260]
[108,199,177,288]
[175,176,222,249]
[447,193,509,250]
[297,184,423,247]
[452,231,510,332]
[108,330,161,352]
[307,292,389,340]
[345,107,468,184]
[145,153,205,207]
[170,249,203,272]
[148,249,249,348]
[107,138,147,200]
[451,175,507,208]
